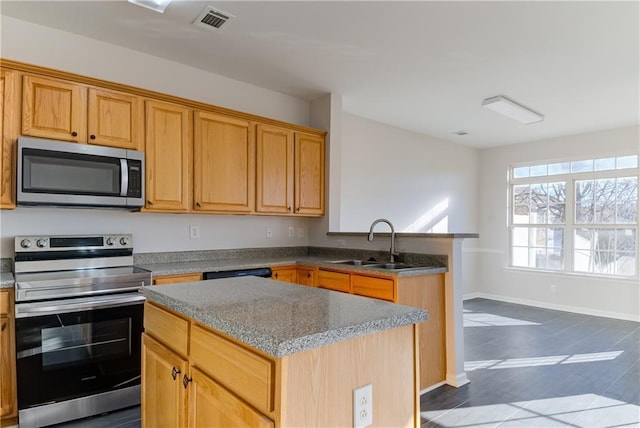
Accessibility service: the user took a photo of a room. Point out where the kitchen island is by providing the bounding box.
[140,276,427,427]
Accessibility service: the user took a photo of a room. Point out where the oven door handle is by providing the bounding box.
[15,294,145,318]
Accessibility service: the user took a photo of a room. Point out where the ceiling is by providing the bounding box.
[1,1,638,148]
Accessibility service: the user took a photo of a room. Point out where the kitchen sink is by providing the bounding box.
[325,260,436,272]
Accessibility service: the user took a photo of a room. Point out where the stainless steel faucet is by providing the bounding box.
[368,218,400,262]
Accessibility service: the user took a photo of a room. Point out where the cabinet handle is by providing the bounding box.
[90,134,96,140]
[1,322,6,332]
[287,206,291,212]
[296,207,300,212]
[71,131,78,137]
[147,200,153,205]
[274,273,279,279]
[171,367,181,380]
[182,374,192,389]
[196,202,201,208]
[307,272,312,278]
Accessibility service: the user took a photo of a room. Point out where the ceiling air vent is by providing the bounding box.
[193,6,235,31]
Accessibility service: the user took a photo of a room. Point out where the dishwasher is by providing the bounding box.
[203,267,273,280]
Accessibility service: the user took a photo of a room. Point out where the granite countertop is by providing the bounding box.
[0,272,14,288]
[137,256,447,278]
[141,276,427,358]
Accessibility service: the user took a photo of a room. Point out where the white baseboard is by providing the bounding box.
[463,292,640,322]
[420,381,446,395]
[445,372,470,388]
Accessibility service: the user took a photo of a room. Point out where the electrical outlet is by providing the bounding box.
[297,228,305,238]
[288,226,295,238]
[266,227,273,239]
[550,284,557,294]
[353,384,372,428]
[336,239,346,248]
[189,225,200,240]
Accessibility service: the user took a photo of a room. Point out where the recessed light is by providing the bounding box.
[482,95,543,124]
[128,0,172,13]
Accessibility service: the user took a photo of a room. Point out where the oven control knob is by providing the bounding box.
[119,237,130,246]
[106,237,116,246]
[20,239,32,248]
[36,239,47,248]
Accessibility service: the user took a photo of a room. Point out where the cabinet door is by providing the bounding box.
[142,334,188,428]
[256,124,294,214]
[145,100,192,212]
[87,87,143,150]
[188,367,274,428]
[22,75,87,142]
[1,291,16,420]
[296,267,316,287]
[294,132,324,216]
[0,70,19,208]
[352,274,396,302]
[271,267,297,283]
[193,111,254,213]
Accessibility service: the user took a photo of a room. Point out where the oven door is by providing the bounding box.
[14,294,144,410]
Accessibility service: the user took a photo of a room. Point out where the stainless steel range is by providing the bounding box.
[13,234,151,428]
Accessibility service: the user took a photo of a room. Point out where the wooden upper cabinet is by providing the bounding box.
[87,87,143,150]
[0,69,19,209]
[294,132,324,216]
[145,100,192,212]
[193,111,255,213]
[256,124,294,214]
[22,75,144,150]
[22,75,87,142]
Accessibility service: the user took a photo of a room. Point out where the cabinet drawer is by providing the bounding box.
[190,325,274,415]
[317,270,350,293]
[153,273,202,285]
[352,275,396,302]
[0,291,9,315]
[144,303,189,356]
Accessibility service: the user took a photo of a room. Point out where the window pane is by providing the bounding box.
[574,249,592,272]
[512,247,529,267]
[594,157,615,171]
[530,164,547,177]
[616,229,636,252]
[617,177,638,200]
[615,252,637,276]
[512,227,529,246]
[595,202,616,224]
[513,166,530,178]
[575,180,594,202]
[548,204,566,224]
[571,159,593,173]
[548,162,570,175]
[549,182,566,203]
[574,228,593,250]
[617,202,638,223]
[530,184,548,224]
[547,247,564,269]
[595,179,616,202]
[616,155,638,169]
[548,228,564,249]
[576,202,594,224]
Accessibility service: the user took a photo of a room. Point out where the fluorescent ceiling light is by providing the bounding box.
[128,0,172,13]
[482,96,544,124]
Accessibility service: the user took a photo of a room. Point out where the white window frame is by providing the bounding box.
[509,154,639,279]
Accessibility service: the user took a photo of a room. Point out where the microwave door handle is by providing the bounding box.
[120,159,129,197]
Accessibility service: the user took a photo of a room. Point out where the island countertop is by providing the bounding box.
[140,276,428,358]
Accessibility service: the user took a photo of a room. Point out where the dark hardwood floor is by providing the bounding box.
[421,298,640,428]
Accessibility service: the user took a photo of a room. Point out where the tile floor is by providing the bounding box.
[421,298,640,428]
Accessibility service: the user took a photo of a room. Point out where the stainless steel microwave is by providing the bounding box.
[17,137,144,209]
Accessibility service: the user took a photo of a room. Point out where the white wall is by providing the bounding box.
[476,126,640,320]
[338,113,479,234]
[0,16,312,258]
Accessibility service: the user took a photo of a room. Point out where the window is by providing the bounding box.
[510,155,638,277]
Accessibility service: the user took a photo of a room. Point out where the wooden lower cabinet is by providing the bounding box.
[189,367,274,428]
[143,302,419,427]
[295,266,316,286]
[0,291,17,424]
[316,268,446,391]
[153,273,202,285]
[270,267,297,284]
[141,334,188,428]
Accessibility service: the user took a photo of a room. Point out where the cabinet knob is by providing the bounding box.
[296,207,300,212]
[171,367,181,380]
[182,374,192,389]
[71,131,78,137]
[90,134,96,140]
[1,322,6,332]
[196,202,201,208]
[287,206,291,212]
[274,273,279,279]
[307,272,312,278]
[147,200,153,205]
